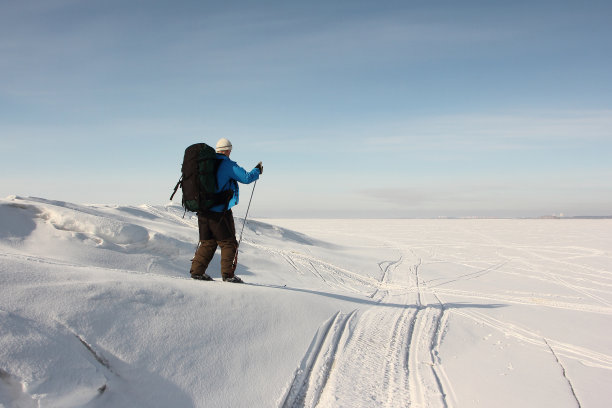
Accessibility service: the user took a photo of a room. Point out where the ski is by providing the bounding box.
[245,282,287,289]
[190,277,286,288]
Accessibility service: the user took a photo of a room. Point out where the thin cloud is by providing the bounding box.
[203,109,612,156]
[361,110,612,152]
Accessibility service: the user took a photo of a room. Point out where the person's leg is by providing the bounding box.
[190,239,217,280]
[218,239,238,280]
[208,209,242,282]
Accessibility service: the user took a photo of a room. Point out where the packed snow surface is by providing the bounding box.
[1,196,611,407]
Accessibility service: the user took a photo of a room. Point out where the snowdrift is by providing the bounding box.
[1,196,611,407]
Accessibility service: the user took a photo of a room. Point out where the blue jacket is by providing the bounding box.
[209,154,260,212]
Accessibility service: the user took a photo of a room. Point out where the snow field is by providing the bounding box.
[1,196,612,407]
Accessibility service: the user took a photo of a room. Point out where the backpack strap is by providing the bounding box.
[169,176,183,201]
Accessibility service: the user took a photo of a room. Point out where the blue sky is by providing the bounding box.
[1,0,611,218]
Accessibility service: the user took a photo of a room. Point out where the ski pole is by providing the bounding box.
[232,180,257,271]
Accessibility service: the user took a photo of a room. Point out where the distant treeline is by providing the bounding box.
[538,215,612,219]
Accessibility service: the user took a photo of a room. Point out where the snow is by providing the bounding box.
[1,196,611,408]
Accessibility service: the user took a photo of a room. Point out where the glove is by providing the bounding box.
[255,162,263,175]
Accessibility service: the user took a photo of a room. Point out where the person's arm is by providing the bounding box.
[230,161,260,184]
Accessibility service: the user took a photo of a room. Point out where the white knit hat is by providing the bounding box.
[215,138,232,152]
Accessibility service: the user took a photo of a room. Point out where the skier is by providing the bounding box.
[190,138,262,283]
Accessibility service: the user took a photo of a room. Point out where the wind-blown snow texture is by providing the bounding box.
[1,196,611,407]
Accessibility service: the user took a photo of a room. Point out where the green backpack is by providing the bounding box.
[170,143,231,212]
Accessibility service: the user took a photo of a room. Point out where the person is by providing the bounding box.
[190,138,262,283]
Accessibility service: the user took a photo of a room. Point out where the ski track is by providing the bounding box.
[279,247,451,408]
[544,339,583,408]
[247,241,379,294]
[269,225,612,408]
[454,309,612,371]
[280,311,356,408]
